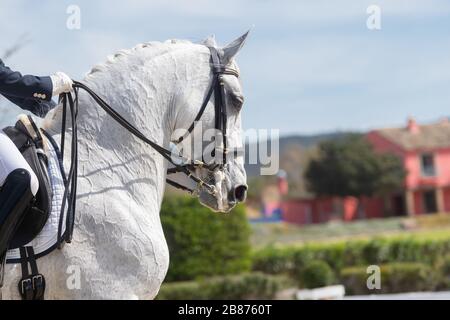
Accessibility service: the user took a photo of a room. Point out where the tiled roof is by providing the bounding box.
[375,119,450,150]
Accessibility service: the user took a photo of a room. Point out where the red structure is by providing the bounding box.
[280,117,450,225]
[281,196,385,225]
[367,117,450,216]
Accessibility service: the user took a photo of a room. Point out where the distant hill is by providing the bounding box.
[245,131,357,178]
[277,131,358,153]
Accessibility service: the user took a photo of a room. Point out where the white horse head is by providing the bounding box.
[3,33,249,299]
[171,32,249,212]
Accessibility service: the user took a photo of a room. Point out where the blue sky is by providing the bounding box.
[1,0,450,136]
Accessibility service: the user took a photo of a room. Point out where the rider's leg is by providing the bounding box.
[0,130,39,263]
[0,168,34,289]
[0,130,38,196]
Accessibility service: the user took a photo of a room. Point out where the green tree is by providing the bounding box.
[304,135,405,214]
[376,153,408,196]
[161,196,251,282]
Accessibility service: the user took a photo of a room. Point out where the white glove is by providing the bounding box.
[50,71,74,96]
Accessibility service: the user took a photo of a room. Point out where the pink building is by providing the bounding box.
[280,117,450,225]
[280,196,385,225]
[366,117,450,215]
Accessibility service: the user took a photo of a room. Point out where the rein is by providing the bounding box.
[56,46,237,244]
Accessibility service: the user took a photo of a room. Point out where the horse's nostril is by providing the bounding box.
[234,185,248,202]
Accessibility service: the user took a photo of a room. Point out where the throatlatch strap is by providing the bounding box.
[18,246,45,300]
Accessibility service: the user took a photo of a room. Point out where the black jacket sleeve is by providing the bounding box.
[2,94,56,117]
[0,58,55,117]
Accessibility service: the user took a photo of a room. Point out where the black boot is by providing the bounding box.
[0,169,33,261]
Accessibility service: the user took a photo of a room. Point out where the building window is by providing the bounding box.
[421,153,436,177]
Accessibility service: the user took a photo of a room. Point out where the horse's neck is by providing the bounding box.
[43,57,178,214]
[77,88,169,209]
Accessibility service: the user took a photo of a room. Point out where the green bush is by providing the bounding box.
[156,281,205,300]
[436,255,450,290]
[156,273,292,300]
[252,246,296,275]
[161,196,251,282]
[439,255,450,278]
[296,260,335,289]
[252,236,450,276]
[340,263,438,295]
[204,273,285,300]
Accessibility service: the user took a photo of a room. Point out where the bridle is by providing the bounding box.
[167,46,240,193]
[56,46,240,244]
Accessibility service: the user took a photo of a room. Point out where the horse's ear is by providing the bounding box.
[203,34,217,47]
[221,30,250,65]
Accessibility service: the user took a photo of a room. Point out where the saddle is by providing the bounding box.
[0,115,52,300]
[2,115,53,248]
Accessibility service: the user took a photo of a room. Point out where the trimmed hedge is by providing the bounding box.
[296,260,335,289]
[161,196,251,282]
[340,263,438,295]
[252,236,450,277]
[156,272,292,300]
[156,281,202,300]
[437,255,450,289]
[439,255,450,278]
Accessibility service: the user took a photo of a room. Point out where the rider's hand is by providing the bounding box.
[50,71,74,96]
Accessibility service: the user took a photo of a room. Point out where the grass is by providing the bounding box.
[250,214,450,247]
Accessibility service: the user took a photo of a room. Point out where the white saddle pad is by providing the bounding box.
[6,137,67,261]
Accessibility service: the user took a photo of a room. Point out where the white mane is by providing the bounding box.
[85,39,196,78]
